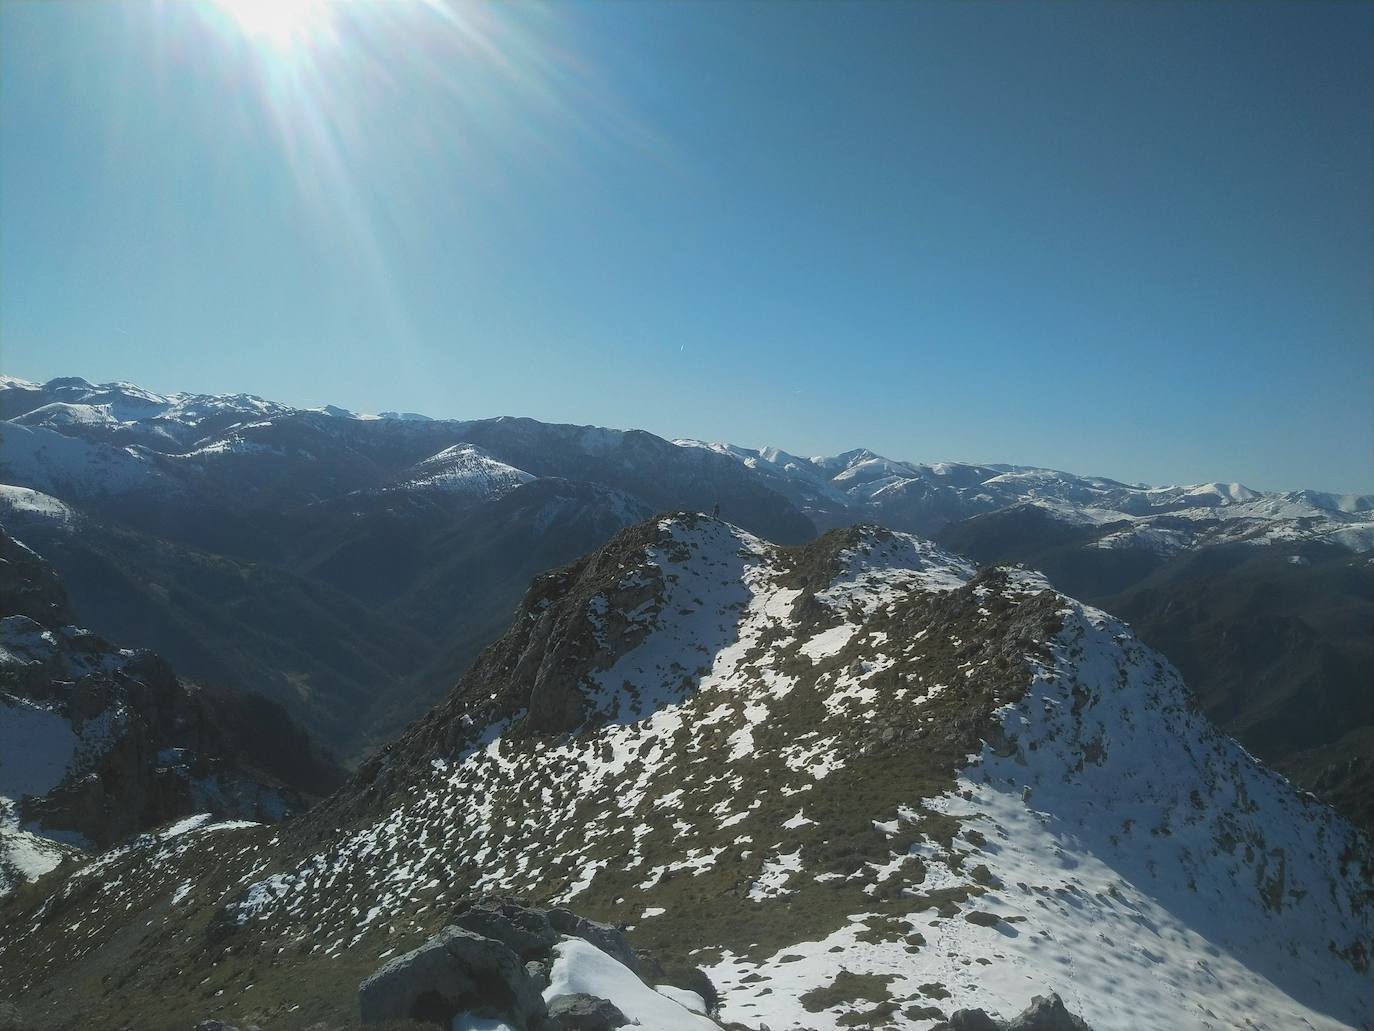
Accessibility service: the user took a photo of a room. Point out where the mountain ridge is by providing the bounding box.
[3,376,1369,827]
[1,513,1367,1029]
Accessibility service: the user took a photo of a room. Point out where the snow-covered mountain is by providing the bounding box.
[8,375,1367,553]
[0,378,815,544]
[674,440,1374,552]
[2,515,1367,1029]
[387,443,536,499]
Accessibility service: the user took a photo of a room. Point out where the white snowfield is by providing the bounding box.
[0,422,172,499]
[0,820,75,897]
[186,518,1371,1031]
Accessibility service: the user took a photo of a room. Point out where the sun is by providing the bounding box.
[211,0,332,50]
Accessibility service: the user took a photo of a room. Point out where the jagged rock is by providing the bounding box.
[358,924,544,1029]
[933,993,1095,1031]
[526,959,551,993]
[1008,993,1094,1031]
[633,950,666,980]
[0,527,318,856]
[454,898,559,959]
[191,1022,239,1031]
[546,993,628,1030]
[0,533,70,624]
[547,909,638,973]
[940,1008,1003,1031]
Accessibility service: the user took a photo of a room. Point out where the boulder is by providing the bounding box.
[546,993,628,1030]
[358,925,545,1029]
[934,993,1095,1031]
[1009,993,1094,1031]
[943,1009,1004,1031]
[454,899,559,959]
[526,960,552,993]
[547,909,638,973]
[673,967,720,1016]
[633,950,666,980]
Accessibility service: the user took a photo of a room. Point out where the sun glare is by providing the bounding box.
[212,0,331,49]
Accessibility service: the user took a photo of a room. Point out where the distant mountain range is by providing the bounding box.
[673,438,1372,548]
[1,375,1369,825]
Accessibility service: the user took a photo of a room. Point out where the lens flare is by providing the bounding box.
[173,0,666,369]
[210,0,331,49]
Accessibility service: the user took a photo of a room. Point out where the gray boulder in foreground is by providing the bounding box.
[546,993,629,1030]
[357,924,545,1028]
[454,898,559,959]
[358,899,721,1029]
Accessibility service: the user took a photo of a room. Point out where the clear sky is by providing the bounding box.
[2,1,1370,493]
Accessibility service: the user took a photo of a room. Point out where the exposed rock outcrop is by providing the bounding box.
[0,527,324,859]
[546,993,628,1030]
[358,924,546,1029]
[358,899,717,1030]
[938,992,1095,1031]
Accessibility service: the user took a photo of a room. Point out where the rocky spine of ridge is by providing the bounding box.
[323,514,1061,830]
[333,517,688,817]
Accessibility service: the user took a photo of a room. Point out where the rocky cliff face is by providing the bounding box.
[0,516,1368,1030]
[0,527,337,896]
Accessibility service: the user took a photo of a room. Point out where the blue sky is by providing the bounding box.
[2,0,1370,492]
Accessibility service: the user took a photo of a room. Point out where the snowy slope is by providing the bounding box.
[0,423,173,499]
[4,516,1366,1029]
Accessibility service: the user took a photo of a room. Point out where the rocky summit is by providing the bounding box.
[0,513,1367,1030]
